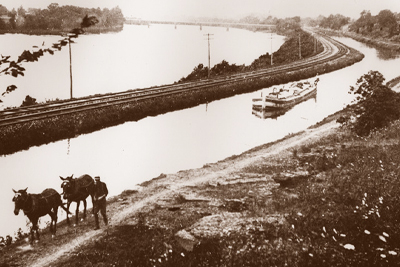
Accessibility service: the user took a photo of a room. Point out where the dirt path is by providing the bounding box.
[29,120,338,267]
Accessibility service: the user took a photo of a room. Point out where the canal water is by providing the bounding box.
[1,26,399,238]
[0,24,284,108]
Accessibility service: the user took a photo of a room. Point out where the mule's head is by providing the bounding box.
[60,174,74,182]
[12,188,28,215]
[60,175,74,199]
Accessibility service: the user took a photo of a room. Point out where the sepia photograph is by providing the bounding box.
[1,0,400,266]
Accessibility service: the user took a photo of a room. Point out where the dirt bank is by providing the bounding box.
[0,112,341,266]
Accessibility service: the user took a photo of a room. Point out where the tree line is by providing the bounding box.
[0,3,124,33]
[216,10,400,43]
[312,10,400,42]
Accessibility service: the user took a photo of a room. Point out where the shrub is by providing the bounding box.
[348,71,400,136]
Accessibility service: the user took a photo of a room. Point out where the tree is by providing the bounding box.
[348,71,400,136]
[319,14,350,30]
[0,5,8,15]
[20,95,37,107]
[349,70,385,101]
[377,9,398,36]
[349,10,376,33]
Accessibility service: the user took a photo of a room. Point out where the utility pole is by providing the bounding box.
[314,34,317,54]
[204,33,214,78]
[299,33,302,59]
[68,38,73,99]
[270,32,273,65]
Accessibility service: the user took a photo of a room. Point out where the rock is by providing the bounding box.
[273,171,309,187]
[175,229,199,252]
[167,206,181,211]
[224,198,247,212]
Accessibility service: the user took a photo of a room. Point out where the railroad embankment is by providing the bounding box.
[0,34,364,156]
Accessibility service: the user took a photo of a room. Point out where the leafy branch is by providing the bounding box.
[0,15,99,103]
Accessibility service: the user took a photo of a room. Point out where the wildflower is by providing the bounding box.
[333,228,337,234]
[332,236,337,241]
[379,235,387,242]
[383,232,389,237]
[376,248,384,251]
[340,234,346,237]
[309,253,314,257]
[292,224,295,229]
[388,251,397,256]
[380,254,386,258]
[181,252,185,257]
[323,226,326,233]
[365,193,368,198]
[343,244,355,250]
[364,230,371,235]
[297,212,303,216]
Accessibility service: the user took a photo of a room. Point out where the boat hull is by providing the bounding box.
[252,79,318,110]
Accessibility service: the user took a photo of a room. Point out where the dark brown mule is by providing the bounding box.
[60,174,95,225]
[12,188,69,243]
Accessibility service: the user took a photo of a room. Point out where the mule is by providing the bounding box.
[12,188,69,243]
[60,174,95,225]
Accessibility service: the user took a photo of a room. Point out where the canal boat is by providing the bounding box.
[252,77,319,110]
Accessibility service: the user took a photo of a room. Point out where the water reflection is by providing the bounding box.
[251,93,317,120]
[360,42,400,60]
[375,48,400,60]
[251,107,287,120]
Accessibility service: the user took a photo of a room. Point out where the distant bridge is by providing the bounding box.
[124,18,276,31]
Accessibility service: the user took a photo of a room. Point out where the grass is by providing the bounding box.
[3,116,400,266]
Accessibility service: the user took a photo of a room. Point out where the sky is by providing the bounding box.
[1,0,400,21]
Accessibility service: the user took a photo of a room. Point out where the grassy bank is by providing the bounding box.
[2,103,400,266]
[317,28,400,52]
[0,41,363,156]
[51,118,400,266]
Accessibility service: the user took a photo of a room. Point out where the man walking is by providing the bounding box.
[93,176,108,230]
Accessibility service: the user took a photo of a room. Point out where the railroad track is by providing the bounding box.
[0,32,351,127]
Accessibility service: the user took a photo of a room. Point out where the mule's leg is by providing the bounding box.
[35,224,40,241]
[29,225,35,244]
[52,207,59,236]
[30,218,39,243]
[66,201,71,225]
[91,194,95,214]
[49,214,54,234]
[83,199,87,219]
[75,201,80,225]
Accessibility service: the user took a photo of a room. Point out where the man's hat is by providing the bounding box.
[94,176,100,180]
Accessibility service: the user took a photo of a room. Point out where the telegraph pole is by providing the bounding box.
[204,33,214,78]
[270,32,273,65]
[68,38,73,99]
[299,33,302,59]
[314,34,317,54]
